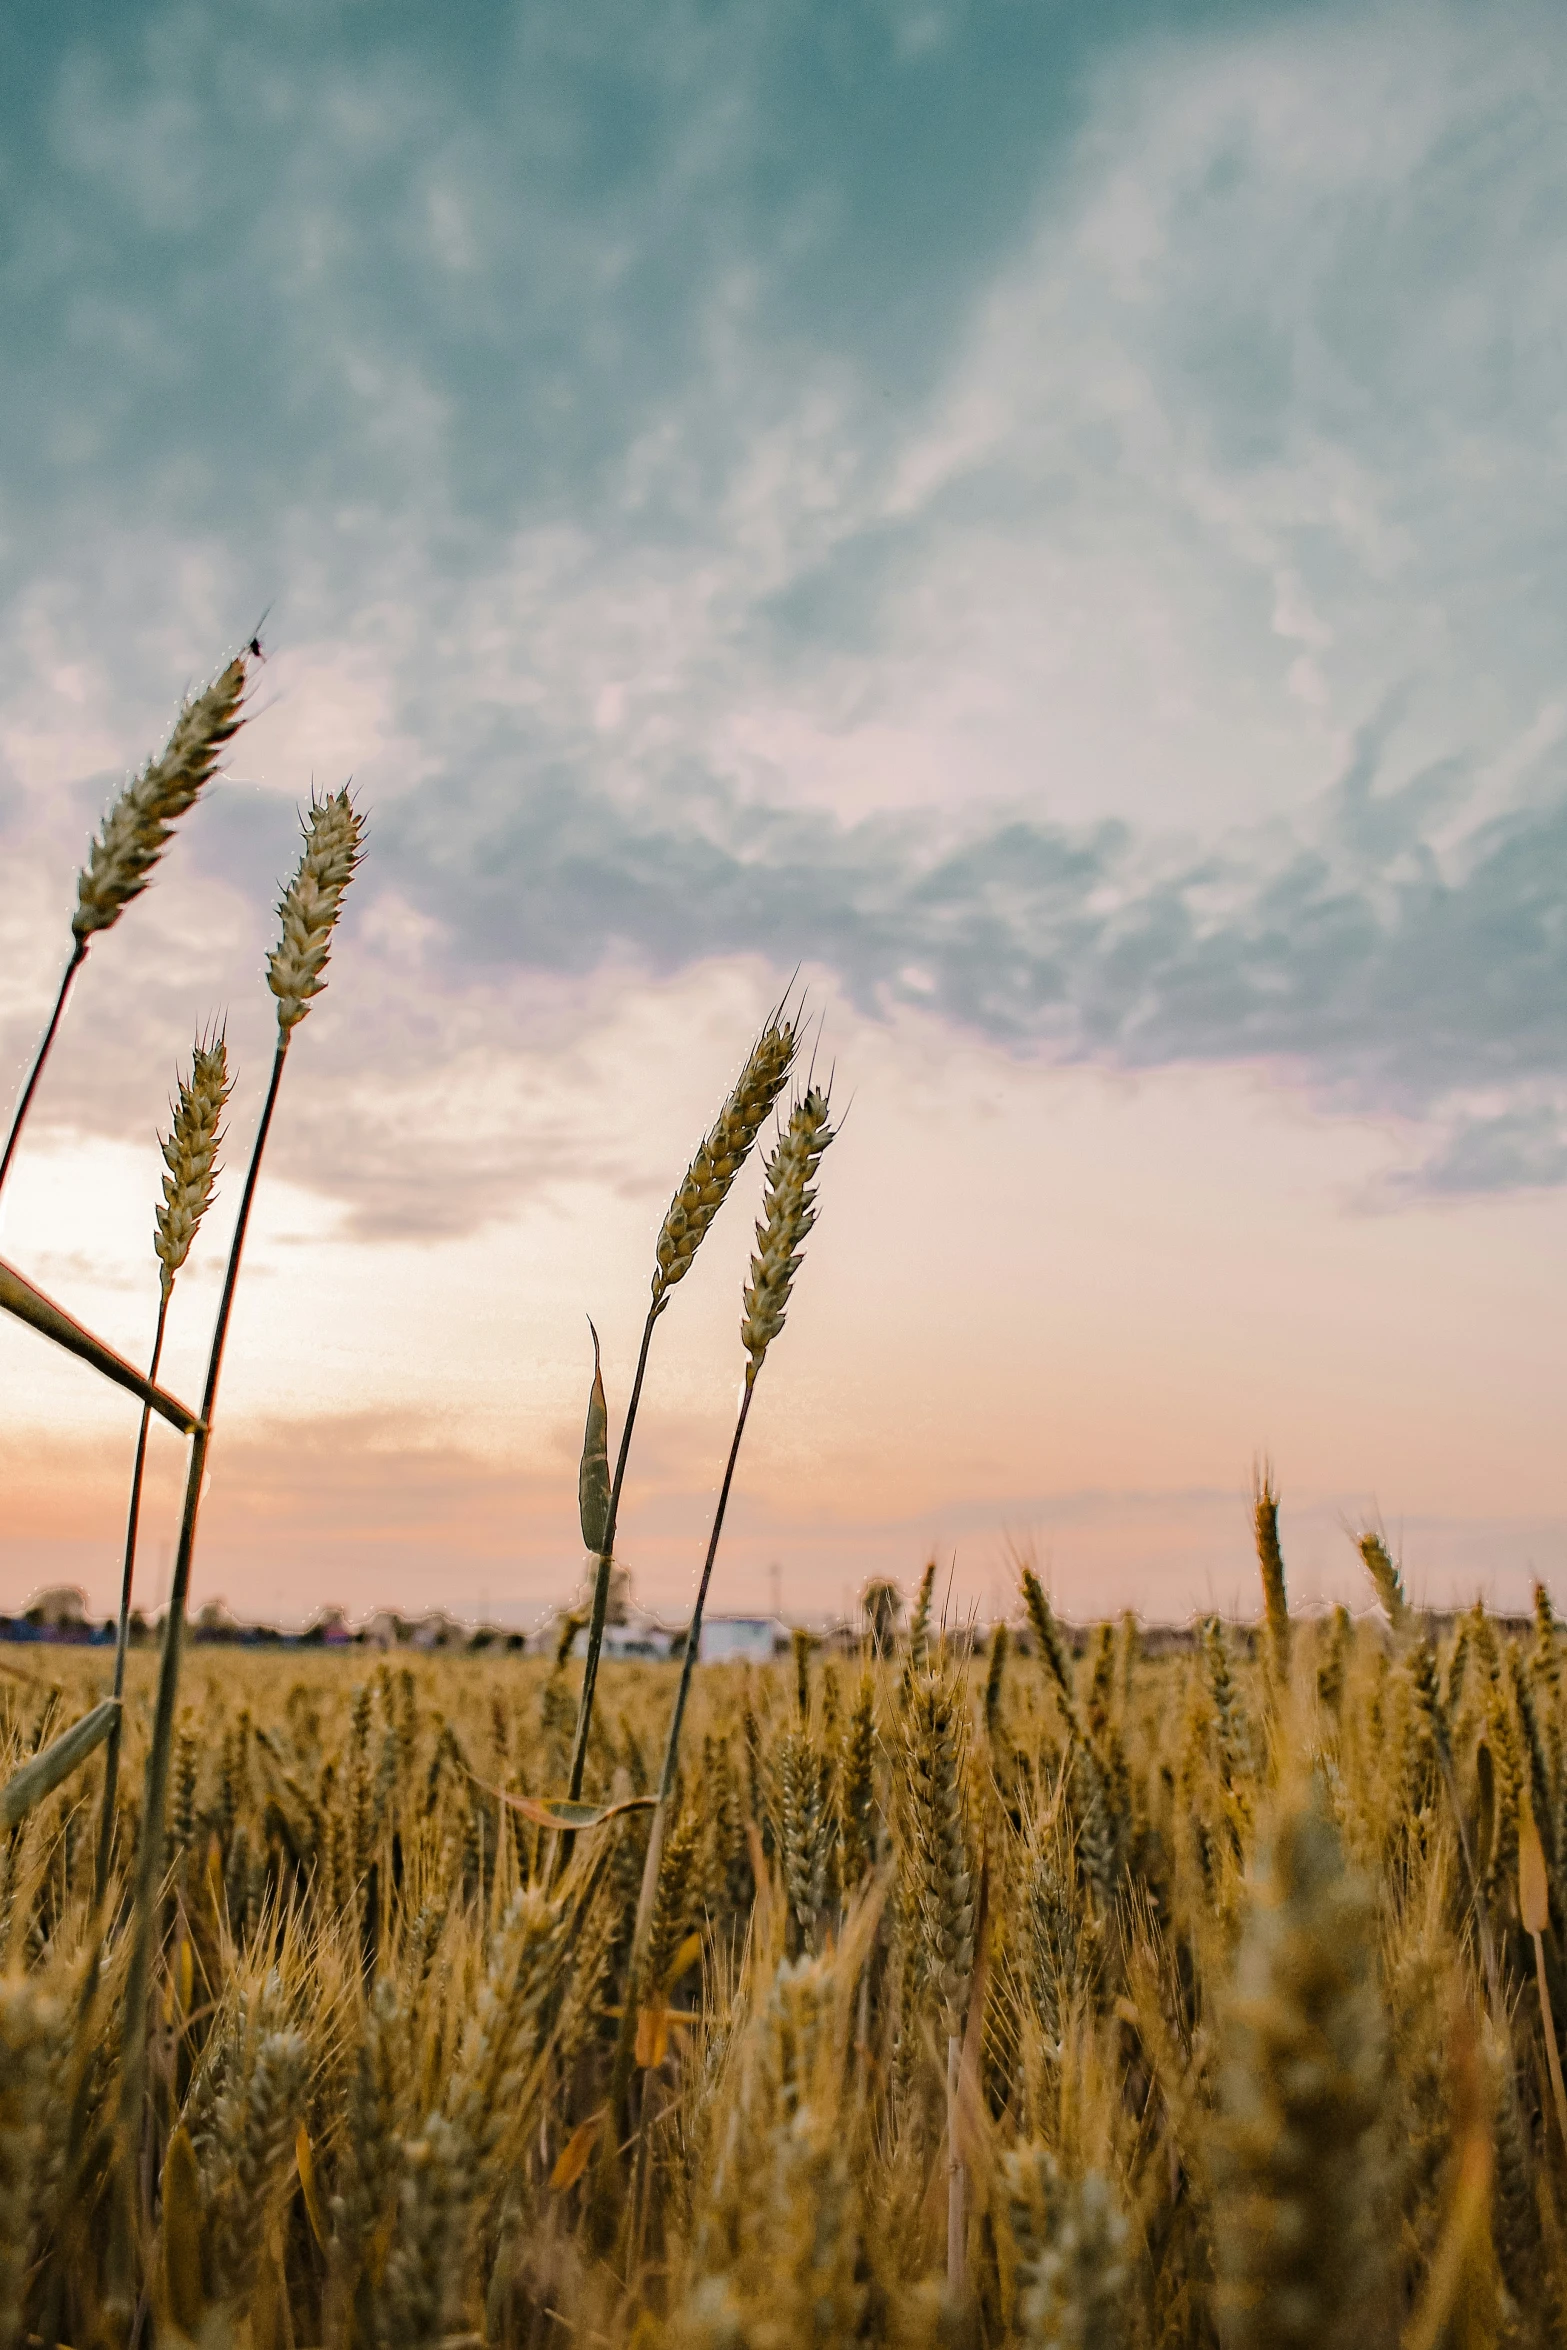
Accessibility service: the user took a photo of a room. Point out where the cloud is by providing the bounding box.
[4,0,1567,1230]
[383,702,1567,1197]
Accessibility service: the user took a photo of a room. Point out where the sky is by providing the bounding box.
[1,0,1565,1630]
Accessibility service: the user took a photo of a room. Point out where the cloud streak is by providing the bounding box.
[3,0,1567,1234]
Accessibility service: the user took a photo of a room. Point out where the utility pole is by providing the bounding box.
[769,1560,782,1622]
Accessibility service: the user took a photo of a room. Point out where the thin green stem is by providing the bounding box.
[95,1287,171,1905]
[117,1037,289,2167]
[0,938,87,1201]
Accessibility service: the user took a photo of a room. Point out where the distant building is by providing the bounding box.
[605,1619,674,1659]
[567,1607,673,1661]
[696,1617,788,1665]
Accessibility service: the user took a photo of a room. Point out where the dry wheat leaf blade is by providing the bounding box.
[550,2113,606,2192]
[578,1318,611,1557]
[1,1699,120,1828]
[0,1258,203,1430]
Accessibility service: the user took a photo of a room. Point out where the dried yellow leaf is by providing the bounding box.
[550,2112,604,2191]
[296,2123,328,2252]
[1521,1796,1550,1936]
[157,2124,206,2335]
[635,1999,669,2068]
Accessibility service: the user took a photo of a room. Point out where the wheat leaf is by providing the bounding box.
[0,1699,120,1829]
[578,1317,611,1556]
[0,1257,202,1432]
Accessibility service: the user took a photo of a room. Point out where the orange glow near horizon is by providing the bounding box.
[4,977,1564,1630]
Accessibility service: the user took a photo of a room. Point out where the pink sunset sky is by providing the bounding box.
[2,3,1565,1630]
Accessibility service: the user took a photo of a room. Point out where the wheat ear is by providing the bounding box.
[563,1005,798,1827]
[267,787,364,1031]
[909,1558,937,1669]
[1211,1775,1388,2349]
[0,649,251,1200]
[95,1030,232,1902]
[902,1660,977,2290]
[117,793,363,2230]
[1020,1565,1081,1738]
[1002,2145,1132,2350]
[1252,1463,1290,1689]
[1359,1530,1407,1635]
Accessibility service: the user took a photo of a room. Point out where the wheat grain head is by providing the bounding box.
[73,653,251,941]
[739,1086,834,1384]
[652,1011,798,1310]
[267,788,365,1034]
[154,1031,232,1300]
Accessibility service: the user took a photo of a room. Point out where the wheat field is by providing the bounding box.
[1,1578,1566,2349]
[4,646,1566,2346]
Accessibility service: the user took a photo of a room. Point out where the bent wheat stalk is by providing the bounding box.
[1,1699,120,1829]
[94,1032,231,1902]
[0,1259,202,1431]
[0,651,251,1201]
[563,1004,797,1818]
[116,791,362,2197]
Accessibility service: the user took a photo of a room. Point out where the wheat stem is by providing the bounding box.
[93,1290,170,1906]
[0,941,87,1203]
[97,1032,229,1902]
[119,793,361,2238]
[946,2028,965,2295]
[117,1036,288,2179]
[1531,1929,1567,2160]
[637,1379,757,1931]
[605,1375,759,2197]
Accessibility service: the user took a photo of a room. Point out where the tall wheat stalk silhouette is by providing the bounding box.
[93,1031,232,1901]
[115,791,364,2223]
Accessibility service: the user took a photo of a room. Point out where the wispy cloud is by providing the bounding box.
[3,0,1566,1235]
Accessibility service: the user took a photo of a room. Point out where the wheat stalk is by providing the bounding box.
[94,1032,232,1901]
[1211,1775,1388,2349]
[637,1085,834,1900]
[117,793,364,2229]
[900,1657,976,2291]
[606,1088,834,2187]
[0,649,252,1201]
[563,1005,798,1825]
